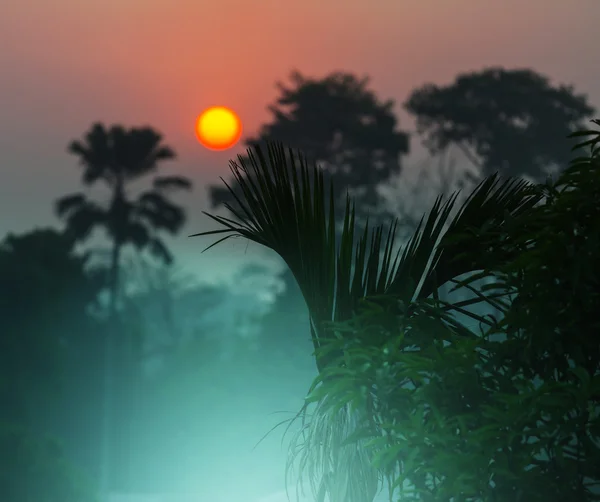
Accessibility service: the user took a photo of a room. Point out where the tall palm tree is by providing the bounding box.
[191,142,542,502]
[55,122,192,495]
[57,123,192,315]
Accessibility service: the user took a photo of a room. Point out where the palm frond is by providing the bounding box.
[55,193,108,241]
[135,191,186,233]
[191,143,339,367]
[123,222,151,249]
[286,400,381,502]
[146,237,173,264]
[68,123,177,187]
[68,123,112,185]
[153,175,192,191]
[191,125,594,502]
[192,142,539,370]
[62,203,108,241]
[55,193,89,217]
[392,174,543,303]
[123,127,176,177]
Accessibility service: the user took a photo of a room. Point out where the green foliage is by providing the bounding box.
[194,68,599,498]
[293,119,600,501]
[192,133,541,502]
[192,141,538,502]
[496,119,600,380]
[193,143,540,379]
[0,228,104,501]
[0,228,106,422]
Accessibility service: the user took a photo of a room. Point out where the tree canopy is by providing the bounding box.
[209,70,409,222]
[405,67,595,181]
[0,227,105,423]
[0,228,104,502]
[57,123,192,268]
[55,122,192,495]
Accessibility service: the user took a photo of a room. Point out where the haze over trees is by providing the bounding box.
[210,70,410,225]
[56,123,193,316]
[405,67,595,181]
[0,228,104,501]
[2,64,598,501]
[207,65,596,382]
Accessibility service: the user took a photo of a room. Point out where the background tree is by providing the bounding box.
[117,255,201,361]
[56,123,192,316]
[55,122,192,494]
[0,228,105,501]
[377,146,475,242]
[402,66,597,323]
[208,71,411,360]
[0,228,105,428]
[192,141,542,502]
[405,66,595,182]
[314,118,600,501]
[210,70,409,224]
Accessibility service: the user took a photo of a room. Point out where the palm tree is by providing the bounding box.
[55,122,192,495]
[191,143,542,502]
[57,123,192,314]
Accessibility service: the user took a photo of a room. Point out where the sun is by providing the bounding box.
[195,106,242,151]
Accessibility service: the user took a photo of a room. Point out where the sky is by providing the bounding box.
[2,0,599,289]
[3,2,600,500]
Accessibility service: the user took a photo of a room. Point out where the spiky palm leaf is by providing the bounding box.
[192,141,542,502]
[192,142,541,369]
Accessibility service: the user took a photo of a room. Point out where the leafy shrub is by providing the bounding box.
[297,119,600,501]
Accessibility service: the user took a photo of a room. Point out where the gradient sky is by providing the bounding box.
[3,3,600,500]
[2,0,600,287]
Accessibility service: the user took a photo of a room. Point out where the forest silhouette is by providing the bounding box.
[1,66,599,502]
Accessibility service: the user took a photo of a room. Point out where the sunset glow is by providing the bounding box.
[195,106,242,151]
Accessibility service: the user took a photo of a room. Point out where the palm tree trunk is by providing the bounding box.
[100,239,122,498]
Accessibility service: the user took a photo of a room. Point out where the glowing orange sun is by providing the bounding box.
[195,106,242,151]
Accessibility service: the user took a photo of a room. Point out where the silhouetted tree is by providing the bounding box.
[0,228,104,501]
[405,67,595,181]
[55,122,192,494]
[209,70,409,222]
[56,123,192,316]
[207,71,410,344]
[0,228,105,425]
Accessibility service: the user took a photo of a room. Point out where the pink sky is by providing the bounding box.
[2,0,599,283]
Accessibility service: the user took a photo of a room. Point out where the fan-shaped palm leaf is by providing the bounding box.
[189,133,585,502]
[191,142,541,372]
[192,143,541,502]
